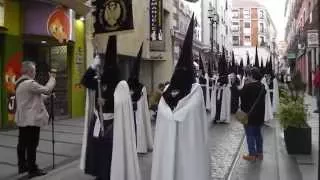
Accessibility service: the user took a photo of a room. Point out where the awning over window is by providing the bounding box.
[50,0,90,16]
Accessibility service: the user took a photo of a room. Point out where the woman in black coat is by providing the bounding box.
[240,67,266,161]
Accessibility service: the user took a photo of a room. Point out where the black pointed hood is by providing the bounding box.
[218,47,228,85]
[129,43,143,82]
[198,52,207,76]
[254,46,259,68]
[231,51,236,74]
[128,43,144,102]
[208,55,213,77]
[163,14,195,110]
[239,58,244,76]
[246,52,250,66]
[102,35,120,84]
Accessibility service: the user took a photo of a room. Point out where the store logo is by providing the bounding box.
[47,7,70,44]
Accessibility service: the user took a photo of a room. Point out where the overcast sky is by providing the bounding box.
[259,0,286,41]
[184,0,287,42]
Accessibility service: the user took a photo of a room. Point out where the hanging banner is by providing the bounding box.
[92,0,134,34]
[149,0,164,51]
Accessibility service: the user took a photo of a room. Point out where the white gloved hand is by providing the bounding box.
[91,55,101,69]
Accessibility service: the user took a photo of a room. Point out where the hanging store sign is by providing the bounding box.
[307,30,319,48]
[150,0,163,41]
[23,1,74,43]
[149,0,165,51]
[92,0,134,34]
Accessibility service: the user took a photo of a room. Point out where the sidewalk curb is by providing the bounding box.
[225,133,245,180]
[33,158,81,180]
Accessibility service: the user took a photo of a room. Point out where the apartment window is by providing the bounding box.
[244,35,251,46]
[259,36,266,46]
[243,9,250,19]
[260,22,264,33]
[232,21,239,32]
[232,36,240,46]
[259,10,264,19]
[244,22,250,28]
[232,9,239,18]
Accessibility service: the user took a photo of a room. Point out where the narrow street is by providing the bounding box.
[0,115,244,180]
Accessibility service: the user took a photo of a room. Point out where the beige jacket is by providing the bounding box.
[15,75,56,127]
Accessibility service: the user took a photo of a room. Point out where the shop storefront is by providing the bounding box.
[0,0,87,128]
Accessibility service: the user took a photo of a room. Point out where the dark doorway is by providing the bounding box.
[23,37,69,119]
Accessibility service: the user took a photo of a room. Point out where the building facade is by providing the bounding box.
[201,0,233,58]
[284,0,319,94]
[172,0,203,65]
[86,0,178,96]
[0,0,88,128]
[232,0,277,64]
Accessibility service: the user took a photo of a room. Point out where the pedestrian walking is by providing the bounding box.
[15,61,56,178]
[240,67,266,161]
[313,65,320,113]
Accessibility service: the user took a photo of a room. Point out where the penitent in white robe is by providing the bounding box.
[136,87,153,153]
[210,85,231,123]
[80,81,141,180]
[261,78,273,122]
[151,84,210,180]
[272,79,280,113]
[205,73,211,111]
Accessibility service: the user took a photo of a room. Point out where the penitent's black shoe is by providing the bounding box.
[28,168,47,179]
[18,165,28,174]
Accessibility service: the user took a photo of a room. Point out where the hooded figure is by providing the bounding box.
[80,36,141,180]
[151,15,210,180]
[198,53,211,111]
[128,43,153,153]
[210,48,231,124]
[261,75,273,123]
[254,46,259,68]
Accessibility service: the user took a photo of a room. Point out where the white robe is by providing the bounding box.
[80,81,141,180]
[210,85,231,123]
[151,84,210,180]
[136,87,153,153]
[272,79,279,113]
[261,78,273,122]
[205,73,211,111]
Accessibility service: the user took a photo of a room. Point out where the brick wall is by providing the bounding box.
[251,19,258,46]
[251,8,258,19]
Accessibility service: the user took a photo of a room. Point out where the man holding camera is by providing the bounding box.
[15,61,56,178]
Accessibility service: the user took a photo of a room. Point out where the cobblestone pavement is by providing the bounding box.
[208,117,244,180]
[35,115,245,180]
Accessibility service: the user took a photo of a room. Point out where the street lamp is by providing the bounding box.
[208,4,219,73]
[208,6,219,53]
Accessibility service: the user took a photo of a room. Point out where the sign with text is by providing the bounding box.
[307,30,319,48]
[150,0,165,51]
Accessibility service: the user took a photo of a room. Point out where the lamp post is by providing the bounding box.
[208,5,219,53]
[208,5,219,73]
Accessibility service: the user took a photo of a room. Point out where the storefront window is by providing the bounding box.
[0,0,4,26]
